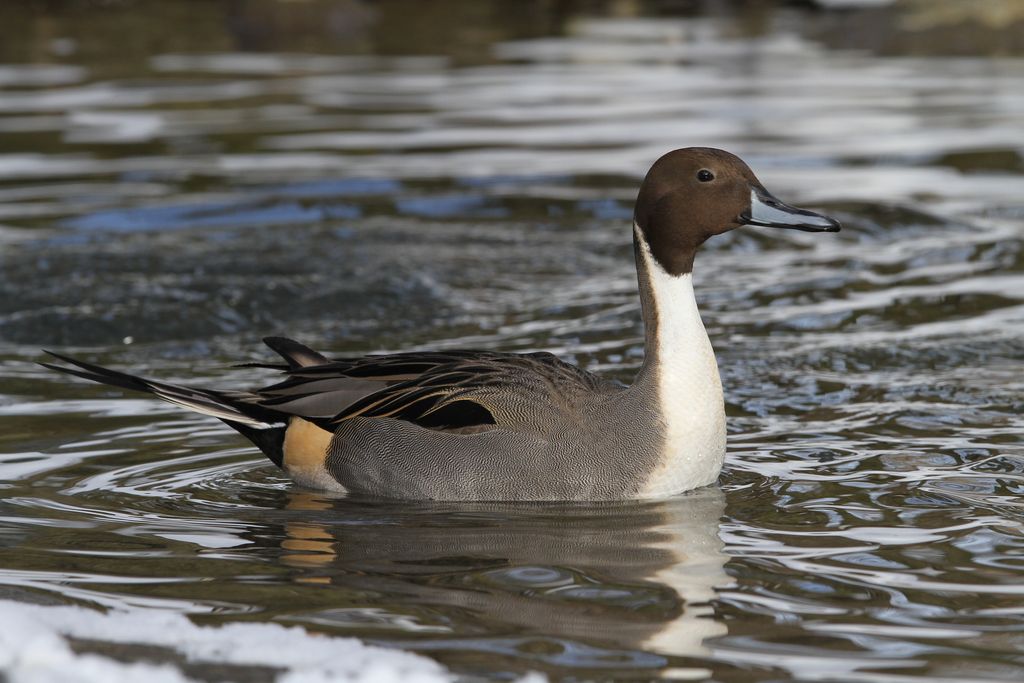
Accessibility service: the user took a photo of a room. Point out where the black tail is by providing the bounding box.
[40,351,288,467]
[225,422,286,467]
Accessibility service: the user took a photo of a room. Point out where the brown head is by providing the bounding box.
[634,147,840,275]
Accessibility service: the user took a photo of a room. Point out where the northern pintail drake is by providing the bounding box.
[43,148,840,501]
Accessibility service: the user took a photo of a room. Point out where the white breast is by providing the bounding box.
[636,233,726,497]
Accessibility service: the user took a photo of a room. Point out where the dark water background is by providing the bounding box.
[1,0,1023,680]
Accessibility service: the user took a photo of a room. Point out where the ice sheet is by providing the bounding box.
[0,599,512,683]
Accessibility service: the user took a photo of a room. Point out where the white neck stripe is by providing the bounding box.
[634,225,726,497]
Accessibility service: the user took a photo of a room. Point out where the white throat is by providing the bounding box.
[634,226,726,497]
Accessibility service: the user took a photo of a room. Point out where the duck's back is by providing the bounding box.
[288,351,664,501]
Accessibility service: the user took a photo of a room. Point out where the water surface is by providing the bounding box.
[1,1,1023,680]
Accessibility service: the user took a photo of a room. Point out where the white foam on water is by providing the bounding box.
[0,599,533,683]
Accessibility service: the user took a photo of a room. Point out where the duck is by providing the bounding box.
[42,148,840,501]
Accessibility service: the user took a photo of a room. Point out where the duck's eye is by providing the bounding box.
[697,169,715,182]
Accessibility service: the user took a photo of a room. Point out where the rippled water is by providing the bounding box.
[2,1,1024,680]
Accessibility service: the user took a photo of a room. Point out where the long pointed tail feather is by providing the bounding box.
[41,351,288,466]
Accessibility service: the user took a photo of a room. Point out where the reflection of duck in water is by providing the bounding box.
[44,148,839,501]
[278,487,728,672]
